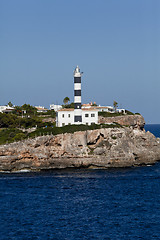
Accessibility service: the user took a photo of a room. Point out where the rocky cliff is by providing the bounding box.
[98,114,145,129]
[0,125,160,172]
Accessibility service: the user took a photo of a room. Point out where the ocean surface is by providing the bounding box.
[1,124,160,240]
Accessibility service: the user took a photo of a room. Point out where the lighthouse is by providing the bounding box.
[74,65,83,124]
[56,66,98,127]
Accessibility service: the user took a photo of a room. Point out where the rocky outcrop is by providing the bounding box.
[98,114,145,129]
[0,126,160,172]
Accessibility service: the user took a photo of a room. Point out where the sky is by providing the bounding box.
[0,0,160,123]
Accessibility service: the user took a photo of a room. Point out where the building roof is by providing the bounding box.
[58,108,98,112]
[58,108,74,112]
[35,106,48,111]
[94,106,113,109]
[82,104,92,107]
[82,108,98,111]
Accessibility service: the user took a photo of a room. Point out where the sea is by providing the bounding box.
[0,124,160,240]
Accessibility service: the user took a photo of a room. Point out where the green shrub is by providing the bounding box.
[98,112,124,117]
[13,133,26,141]
[0,113,46,128]
[36,110,56,117]
[135,113,141,115]
[0,113,19,128]
[98,110,135,117]
[0,128,26,145]
[62,102,75,109]
[20,117,44,128]
[111,136,117,140]
[125,110,134,115]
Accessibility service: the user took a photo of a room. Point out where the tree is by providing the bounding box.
[8,101,13,107]
[63,97,70,105]
[12,105,22,115]
[22,104,37,115]
[113,101,118,112]
[62,102,74,109]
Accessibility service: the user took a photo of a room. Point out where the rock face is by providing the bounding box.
[0,125,160,172]
[99,114,145,129]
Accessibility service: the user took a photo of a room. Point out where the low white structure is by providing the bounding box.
[117,109,126,113]
[83,105,126,114]
[0,105,14,113]
[90,106,114,113]
[50,104,62,112]
[35,106,48,113]
[56,108,98,127]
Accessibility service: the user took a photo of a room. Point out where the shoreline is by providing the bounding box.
[0,162,158,174]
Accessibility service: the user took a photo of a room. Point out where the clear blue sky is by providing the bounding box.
[0,0,160,123]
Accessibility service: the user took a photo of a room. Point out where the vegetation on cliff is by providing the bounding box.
[0,123,122,145]
[98,110,135,117]
[0,103,142,145]
[0,113,46,128]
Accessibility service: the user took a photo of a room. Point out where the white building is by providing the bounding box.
[56,66,98,127]
[56,108,98,127]
[0,105,14,113]
[35,106,48,113]
[117,109,126,113]
[50,104,62,112]
[82,105,126,114]
[84,105,114,112]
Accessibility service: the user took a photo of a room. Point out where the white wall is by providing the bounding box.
[56,111,74,127]
[56,109,98,127]
[0,106,7,112]
[82,110,98,125]
[50,104,62,111]
[0,105,14,113]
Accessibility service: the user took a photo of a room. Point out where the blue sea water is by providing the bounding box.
[145,124,160,138]
[1,125,160,240]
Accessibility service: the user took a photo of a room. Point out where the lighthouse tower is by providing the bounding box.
[74,66,83,124]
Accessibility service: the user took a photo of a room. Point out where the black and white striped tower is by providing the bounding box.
[74,65,83,124]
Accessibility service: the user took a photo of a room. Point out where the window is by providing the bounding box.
[91,113,95,117]
[74,116,82,122]
[62,114,64,118]
[68,114,70,118]
[62,123,65,126]
[85,114,89,117]
[91,122,95,125]
[86,122,88,125]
